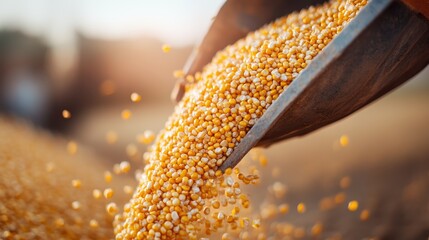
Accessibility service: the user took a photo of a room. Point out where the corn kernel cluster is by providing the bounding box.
[0,119,114,239]
[115,0,367,239]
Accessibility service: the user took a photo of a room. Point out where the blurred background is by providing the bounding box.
[0,0,428,239]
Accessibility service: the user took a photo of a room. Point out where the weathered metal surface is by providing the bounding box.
[220,0,429,170]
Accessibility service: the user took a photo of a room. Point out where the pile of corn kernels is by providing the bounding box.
[114,0,367,239]
[0,119,115,239]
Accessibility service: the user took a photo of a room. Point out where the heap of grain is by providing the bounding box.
[0,118,118,239]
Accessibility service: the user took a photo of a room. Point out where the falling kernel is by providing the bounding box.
[136,130,155,144]
[222,233,232,240]
[62,109,71,119]
[2,231,11,238]
[89,219,99,228]
[119,161,131,173]
[278,203,289,214]
[113,164,121,175]
[93,189,102,199]
[339,135,349,147]
[106,202,118,216]
[252,219,261,229]
[121,109,132,120]
[104,188,114,199]
[162,44,171,53]
[173,70,185,78]
[104,171,112,183]
[311,223,323,236]
[334,192,346,204]
[130,92,142,103]
[55,218,65,227]
[71,201,81,210]
[259,155,268,167]
[272,181,287,198]
[297,203,306,213]
[348,200,359,211]
[360,209,370,221]
[67,141,78,155]
[71,179,82,188]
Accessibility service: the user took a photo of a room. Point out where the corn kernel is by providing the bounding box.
[340,135,349,147]
[360,209,370,221]
[62,109,71,119]
[121,109,132,120]
[104,188,114,199]
[348,200,359,212]
[162,44,171,53]
[297,203,306,213]
[71,179,82,188]
[67,141,78,155]
[130,92,142,103]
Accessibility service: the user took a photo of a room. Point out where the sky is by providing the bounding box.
[0,0,225,47]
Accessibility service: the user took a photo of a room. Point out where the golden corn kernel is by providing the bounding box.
[278,203,289,214]
[222,233,232,240]
[348,200,359,212]
[334,192,346,204]
[67,141,78,155]
[119,161,131,173]
[259,155,268,167]
[173,70,185,79]
[71,179,82,188]
[89,219,99,228]
[360,209,370,221]
[71,201,81,210]
[311,223,323,236]
[93,189,102,199]
[121,109,132,120]
[130,92,142,103]
[2,230,11,238]
[104,171,113,183]
[55,218,65,227]
[106,202,118,216]
[252,219,261,229]
[104,188,114,199]
[339,135,349,147]
[137,130,155,144]
[297,203,306,213]
[62,109,71,119]
[162,44,171,53]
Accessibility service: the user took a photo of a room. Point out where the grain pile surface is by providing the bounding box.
[0,118,114,239]
[115,0,368,239]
